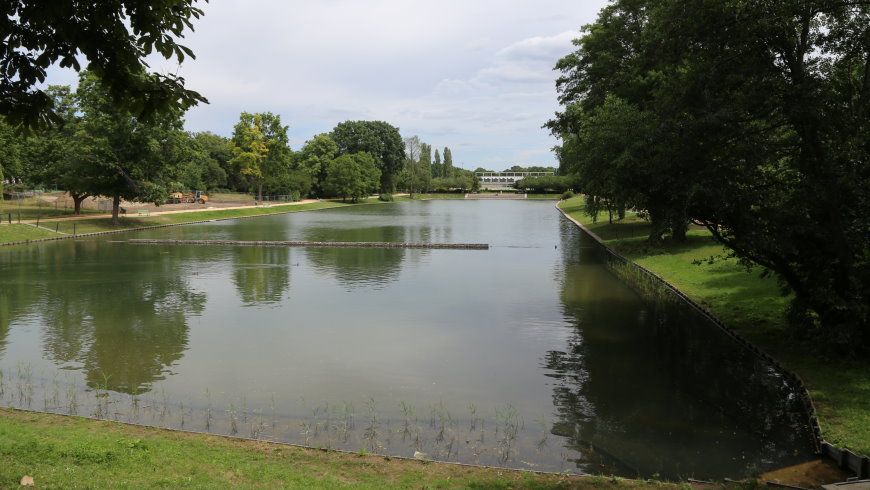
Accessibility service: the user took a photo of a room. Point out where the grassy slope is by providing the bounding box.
[559,197,869,456]
[0,197,101,221]
[0,201,353,241]
[0,224,60,242]
[0,408,671,489]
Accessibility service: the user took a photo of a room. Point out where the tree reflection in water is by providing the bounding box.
[1,240,206,394]
[546,220,816,478]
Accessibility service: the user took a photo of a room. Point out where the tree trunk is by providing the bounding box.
[257,181,263,201]
[111,195,121,226]
[670,208,689,242]
[71,193,89,215]
[646,207,666,243]
[671,220,688,242]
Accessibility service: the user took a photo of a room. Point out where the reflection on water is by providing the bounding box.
[1,241,204,393]
[0,201,816,478]
[549,221,815,477]
[232,246,292,306]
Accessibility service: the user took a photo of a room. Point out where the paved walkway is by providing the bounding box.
[1,199,323,225]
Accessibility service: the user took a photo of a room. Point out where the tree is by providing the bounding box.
[75,71,189,224]
[298,134,337,197]
[0,117,25,183]
[173,134,228,192]
[551,0,870,353]
[228,112,291,201]
[23,85,98,214]
[419,143,432,192]
[433,149,442,178]
[324,152,381,202]
[443,147,454,178]
[1,0,208,129]
[331,121,405,192]
[190,131,231,190]
[513,175,574,194]
[403,136,422,163]
[228,115,268,200]
[402,136,424,196]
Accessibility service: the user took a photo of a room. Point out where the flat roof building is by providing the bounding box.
[474,171,554,190]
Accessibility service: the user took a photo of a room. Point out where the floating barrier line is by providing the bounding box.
[127,238,489,250]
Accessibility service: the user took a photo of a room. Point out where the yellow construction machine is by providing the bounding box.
[168,191,209,204]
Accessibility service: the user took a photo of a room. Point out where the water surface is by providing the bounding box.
[0,201,816,477]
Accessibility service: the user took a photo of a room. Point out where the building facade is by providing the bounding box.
[474,172,555,190]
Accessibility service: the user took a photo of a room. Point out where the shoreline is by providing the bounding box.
[556,198,868,480]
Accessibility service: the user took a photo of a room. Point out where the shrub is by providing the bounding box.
[378,193,394,202]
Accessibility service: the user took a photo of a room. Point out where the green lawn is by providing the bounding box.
[0,408,671,489]
[0,196,101,221]
[0,224,60,242]
[559,197,870,456]
[0,201,353,240]
[526,194,562,200]
[416,193,469,200]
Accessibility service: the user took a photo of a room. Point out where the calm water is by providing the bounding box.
[0,200,815,477]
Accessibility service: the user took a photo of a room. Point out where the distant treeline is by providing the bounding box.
[0,71,480,222]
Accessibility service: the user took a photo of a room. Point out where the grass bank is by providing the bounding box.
[0,200,357,243]
[0,223,60,242]
[0,196,102,221]
[0,408,676,489]
[558,197,869,456]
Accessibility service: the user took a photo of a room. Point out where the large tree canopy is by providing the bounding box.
[296,133,337,197]
[331,120,405,192]
[1,0,208,129]
[75,71,190,224]
[551,0,870,353]
[228,112,292,201]
[324,152,380,202]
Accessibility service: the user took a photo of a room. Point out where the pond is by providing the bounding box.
[0,200,816,478]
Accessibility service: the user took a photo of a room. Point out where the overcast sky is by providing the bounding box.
[48,1,609,170]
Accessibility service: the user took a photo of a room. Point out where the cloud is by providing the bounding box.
[45,0,608,168]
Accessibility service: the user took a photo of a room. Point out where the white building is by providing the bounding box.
[474,171,555,190]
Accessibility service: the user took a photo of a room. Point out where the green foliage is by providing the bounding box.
[228,112,292,201]
[186,132,231,191]
[513,175,574,193]
[74,71,189,223]
[0,117,24,182]
[429,168,477,193]
[443,147,453,178]
[324,152,381,202]
[297,134,337,197]
[331,121,405,193]
[551,0,870,353]
[263,169,311,199]
[400,135,434,194]
[560,196,870,455]
[378,193,394,202]
[1,1,207,129]
[504,165,555,173]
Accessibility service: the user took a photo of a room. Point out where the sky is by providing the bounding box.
[47,1,609,170]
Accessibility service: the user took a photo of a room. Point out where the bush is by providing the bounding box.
[561,190,575,200]
[378,193,394,202]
